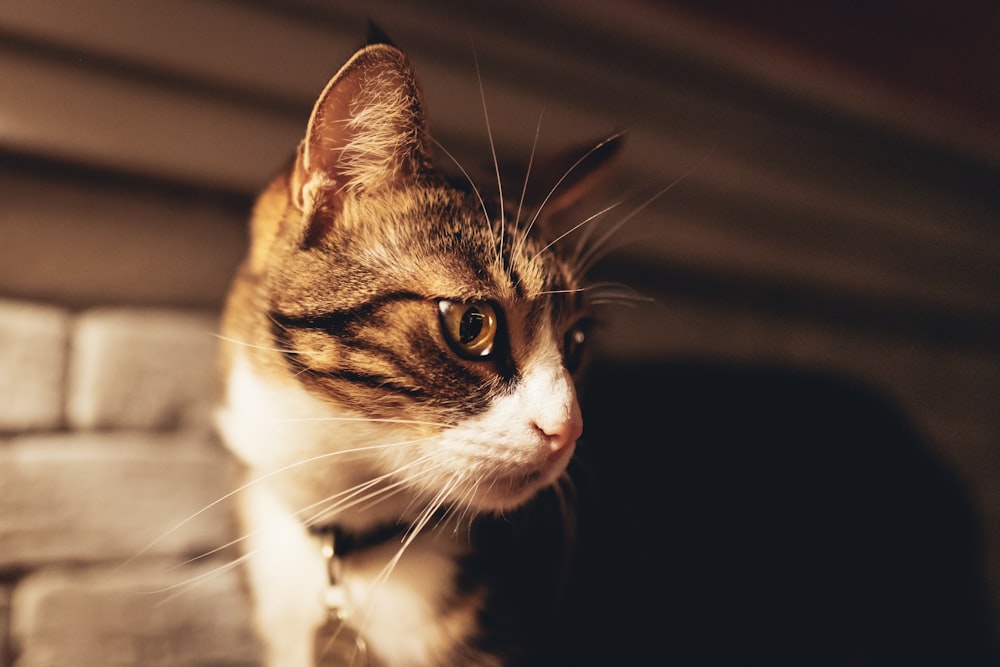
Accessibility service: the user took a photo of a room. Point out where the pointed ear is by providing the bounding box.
[292,43,430,214]
[364,20,397,48]
[514,133,625,218]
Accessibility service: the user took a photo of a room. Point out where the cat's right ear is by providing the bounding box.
[532,133,625,216]
[290,43,431,241]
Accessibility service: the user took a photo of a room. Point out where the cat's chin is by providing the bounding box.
[467,439,577,512]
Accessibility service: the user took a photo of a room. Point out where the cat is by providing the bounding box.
[210,27,1000,667]
[214,28,623,667]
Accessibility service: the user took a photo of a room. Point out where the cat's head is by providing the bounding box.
[219,38,621,521]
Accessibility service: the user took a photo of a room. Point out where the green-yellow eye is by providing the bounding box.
[438,300,498,359]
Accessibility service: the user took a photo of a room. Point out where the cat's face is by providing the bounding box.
[218,41,618,522]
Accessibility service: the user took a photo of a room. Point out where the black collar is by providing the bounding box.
[307,521,408,558]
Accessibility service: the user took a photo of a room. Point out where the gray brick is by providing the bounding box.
[1,585,10,667]
[11,561,261,667]
[0,433,238,569]
[0,300,69,431]
[67,308,220,430]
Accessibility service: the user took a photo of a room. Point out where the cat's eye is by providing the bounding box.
[564,319,592,373]
[438,300,499,359]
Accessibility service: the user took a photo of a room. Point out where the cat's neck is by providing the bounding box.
[216,349,442,533]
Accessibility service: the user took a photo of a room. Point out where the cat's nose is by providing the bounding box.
[536,395,583,454]
[531,367,583,453]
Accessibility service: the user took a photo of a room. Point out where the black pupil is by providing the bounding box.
[459,308,485,344]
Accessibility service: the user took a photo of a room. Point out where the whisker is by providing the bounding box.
[392,454,465,519]
[588,298,645,308]
[586,286,653,307]
[352,476,461,637]
[472,47,505,268]
[531,200,622,261]
[265,311,290,337]
[303,451,449,527]
[515,132,626,259]
[585,282,651,302]
[212,333,301,355]
[389,477,457,573]
[534,288,586,296]
[170,533,252,570]
[576,152,709,274]
[513,108,545,235]
[265,415,450,429]
[450,475,481,539]
[431,137,493,242]
[303,477,397,528]
[182,451,450,576]
[120,439,428,570]
[143,549,258,600]
[175,450,454,590]
[344,480,411,517]
[410,477,457,538]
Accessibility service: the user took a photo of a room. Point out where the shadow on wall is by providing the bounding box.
[497,361,1000,666]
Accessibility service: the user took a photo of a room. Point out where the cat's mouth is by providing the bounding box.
[474,440,577,509]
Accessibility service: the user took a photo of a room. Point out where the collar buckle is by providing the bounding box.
[313,528,369,667]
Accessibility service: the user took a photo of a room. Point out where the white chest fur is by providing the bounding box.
[238,480,479,667]
[217,353,484,666]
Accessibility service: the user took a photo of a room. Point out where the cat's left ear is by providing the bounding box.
[292,43,430,214]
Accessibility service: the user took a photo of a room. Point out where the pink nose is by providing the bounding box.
[536,398,583,454]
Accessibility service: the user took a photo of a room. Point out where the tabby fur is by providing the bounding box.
[216,33,619,667]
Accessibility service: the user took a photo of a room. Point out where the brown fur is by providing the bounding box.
[216,37,620,666]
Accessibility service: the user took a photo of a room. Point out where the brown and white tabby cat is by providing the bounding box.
[215,29,622,667]
[210,26,1000,667]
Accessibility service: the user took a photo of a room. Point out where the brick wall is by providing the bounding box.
[0,300,262,666]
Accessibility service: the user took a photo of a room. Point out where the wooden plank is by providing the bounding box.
[0,43,302,192]
[0,163,247,309]
[0,0,357,103]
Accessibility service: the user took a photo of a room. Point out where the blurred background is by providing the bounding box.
[0,0,997,665]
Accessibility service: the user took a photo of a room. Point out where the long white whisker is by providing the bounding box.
[431,137,493,242]
[534,288,586,296]
[585,282,650,301]
[472,48,505,268]
[144,549,258,599]
[175,461,434,571]
[387,477,457,575]
[265,416,449,429]
[176,451,455,586]
[352,476,461,638]
[451,474,481,538]
[392,454,465,519]
[516,132,625,257]
[170,533,252,570]
[514,108,546,235]
[589,299,642,307]
[586,284,654,307]
[212,333,301,355]
[303,476,396,528]
[531,200,622,260]
[303,450,450,526]
[120,439,429,570]
[576,152,709,273]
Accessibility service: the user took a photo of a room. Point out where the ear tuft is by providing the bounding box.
[295,43,429,212]
[365,20,397,48]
